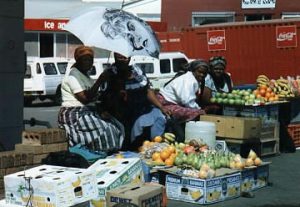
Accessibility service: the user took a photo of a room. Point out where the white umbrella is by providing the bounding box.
[64,7,161,58]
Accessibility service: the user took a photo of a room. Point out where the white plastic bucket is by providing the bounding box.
[185,121,216,149]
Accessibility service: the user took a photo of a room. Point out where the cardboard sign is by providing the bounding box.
[276,25,297,48]
[207,30,226,51]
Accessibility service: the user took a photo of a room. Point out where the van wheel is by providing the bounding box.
[53,86,62,105]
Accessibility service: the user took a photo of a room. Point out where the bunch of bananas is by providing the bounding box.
[273,78,295,98]
[256,75,270,87]
[162,132,176,144]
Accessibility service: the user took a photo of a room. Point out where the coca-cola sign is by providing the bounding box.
[207,30,226,51]
[276,25,297,48]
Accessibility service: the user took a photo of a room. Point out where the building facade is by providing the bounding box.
[161,0,300,31]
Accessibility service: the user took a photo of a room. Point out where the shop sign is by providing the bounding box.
[25,19,69,31]
[207,30,226,51]
[242,0,276,9]
[276,25,297,48]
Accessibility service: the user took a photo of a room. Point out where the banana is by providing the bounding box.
[257,75,269,80]
[277,78,288,84]
[163,132,176,142]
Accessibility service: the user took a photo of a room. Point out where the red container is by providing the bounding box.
[158,19,300,85]
[287,124,300,148]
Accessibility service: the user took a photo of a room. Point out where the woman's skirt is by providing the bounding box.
[58,106,124,151]
[156,94,206,123]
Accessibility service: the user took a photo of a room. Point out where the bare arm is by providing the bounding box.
[200,86,213,106]
[147,89,171,116]
[75,70,110,104]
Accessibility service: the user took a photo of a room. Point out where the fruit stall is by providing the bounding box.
[0,76,300,207]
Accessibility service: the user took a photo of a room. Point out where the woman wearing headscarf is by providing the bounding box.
[156,59,209,123]
[200,56,233,114]
[58,46,124,153]
[102,53,171,150]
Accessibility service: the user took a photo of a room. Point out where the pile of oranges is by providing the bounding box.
[253,85,279,102]
[151,146,177,166]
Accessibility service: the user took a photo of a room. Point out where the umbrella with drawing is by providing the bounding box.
[64,7,161,58]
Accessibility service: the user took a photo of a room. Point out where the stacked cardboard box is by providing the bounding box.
[0,128,68,193]
[15,128,68,165]
[0,151,34,194]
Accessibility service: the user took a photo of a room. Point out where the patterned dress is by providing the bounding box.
[58,67,124,152]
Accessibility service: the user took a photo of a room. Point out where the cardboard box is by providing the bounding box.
[4,165,97,207]
[164,167,241,205]
[88,158,144,207]
[241,162,270,192]
[201,115,261,139]
[223,104,279,129]
[106,183,163,207]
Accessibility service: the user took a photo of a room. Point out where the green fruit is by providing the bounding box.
[227,93,234,99]
[217,98,223,104]
[228,99,235,105]
[210,97,216,103]
[223,98,229,105]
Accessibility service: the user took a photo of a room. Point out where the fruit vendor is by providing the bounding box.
[58,46,125,153]
[156,59,209,123]
[201,56,233,113]
[101,52,171,151]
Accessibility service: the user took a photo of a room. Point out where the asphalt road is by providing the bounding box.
[24,99,59,129]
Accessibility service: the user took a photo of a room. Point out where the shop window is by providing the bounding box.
[56,34,67,58]
[192,12,235,26]
[245,14,272,21]
[25,32,39,57]
[40,33,54,57]
[160,59,171,74]
[282,12,300,19]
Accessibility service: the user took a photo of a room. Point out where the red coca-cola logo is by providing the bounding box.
[208,36,225,45]
[207,30,226,51]
[276,26,297,48]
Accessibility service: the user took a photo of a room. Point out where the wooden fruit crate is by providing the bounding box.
[287,123,300,148]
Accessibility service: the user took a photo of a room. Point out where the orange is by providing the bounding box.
[260,85,268,90]
[266,87,272,93]
[160,150,171,161]
[153,136,162,143]
[265,92,271,99]
[253,89,259,96]
[259,88,266,96]
[165,158,174,166]
[256,94,262,99]
[168,146,176,154]
[268,97,275,102]
[143,140,151,147]
[274,95,279,101]
[152,152,161,161]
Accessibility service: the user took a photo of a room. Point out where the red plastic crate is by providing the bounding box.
[287,124,300,148]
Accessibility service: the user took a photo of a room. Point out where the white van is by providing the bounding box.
[24,57,113,105]
[130,52,190,89]
[24,57,70,105]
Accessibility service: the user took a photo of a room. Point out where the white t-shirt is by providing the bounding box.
[205,73,232,97]
[159,71,201,109]
[61,67,95,107]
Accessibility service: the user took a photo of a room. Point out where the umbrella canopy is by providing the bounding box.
[64,7,161,58]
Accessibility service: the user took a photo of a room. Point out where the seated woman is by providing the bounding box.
[102,53,171,150]
[58,46,124,154]
[156,59,209,123]
[201,56,233,114]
